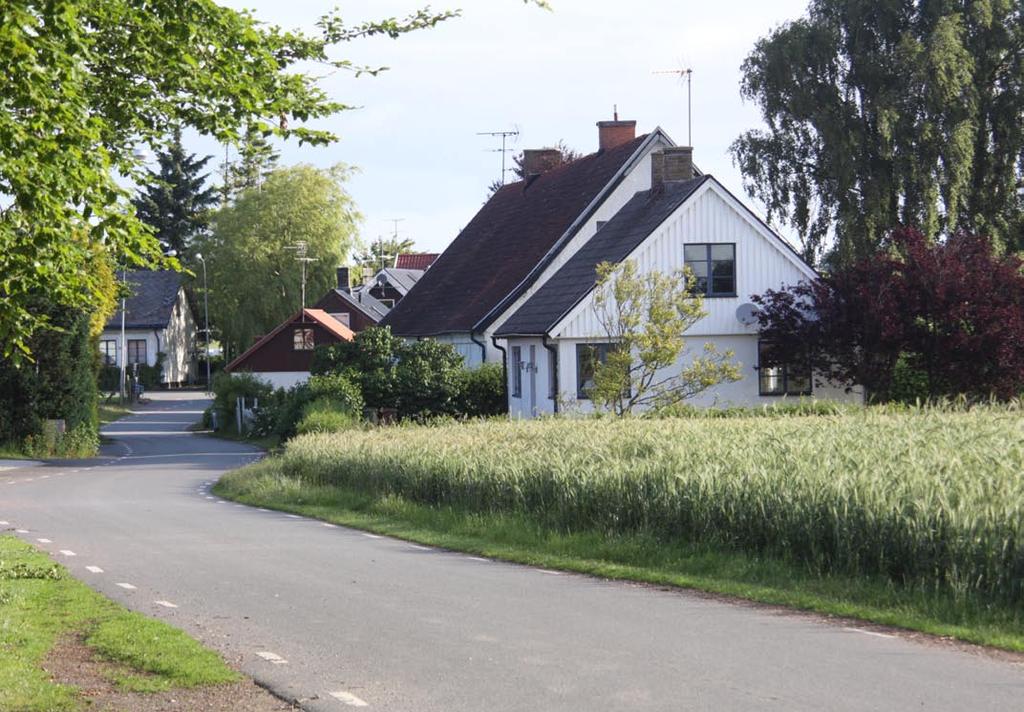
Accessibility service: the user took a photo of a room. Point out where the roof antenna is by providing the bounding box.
[613,104,618,121]
[477,128,520,186]
[653,66,693,146]
[284,240,318,311]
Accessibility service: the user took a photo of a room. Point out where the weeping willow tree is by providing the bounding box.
[732,0,1024,265]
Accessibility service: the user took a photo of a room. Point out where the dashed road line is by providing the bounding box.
[284,514,301,519]
[322,523,337,528]
[538,569,562,576]
[0,521,9,525]
[38,474,49,479]
[36,538,52,544]
[154,600,178,609]
[59,550,76,557]
[116,583,137,590]
[408,545,431,551]
[361,533,382,539]
[844,627,896,640]
[16,529,29,534]
[256,651,288,665]
[466,557,490,563]
[329,690,369,707]
[85,566,104,573]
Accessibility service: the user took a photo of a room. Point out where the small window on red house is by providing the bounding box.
[293,328,315,351]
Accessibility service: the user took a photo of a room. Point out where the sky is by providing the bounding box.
[193,0,811,255]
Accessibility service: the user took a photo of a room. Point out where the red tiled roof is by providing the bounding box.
[381,135,650,337]
[225,309,354,373]
[395,253,439,270]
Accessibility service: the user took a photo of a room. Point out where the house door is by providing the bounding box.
[528,345,537,416]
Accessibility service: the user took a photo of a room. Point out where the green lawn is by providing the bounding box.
[214,405,1024,652]
[98,403,132,425]
[0,536,239,711]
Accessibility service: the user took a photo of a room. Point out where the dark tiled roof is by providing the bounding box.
[333,288,391,321]
[495,176,709,336]
[376,268,423,296]
[106,270,183,330]
[382,135,651,336]
[395,253,439,270]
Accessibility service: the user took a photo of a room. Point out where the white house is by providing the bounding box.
[100,270,197,386]
[494,147,864,417]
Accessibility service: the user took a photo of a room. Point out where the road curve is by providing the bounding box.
[3,392,1022,711]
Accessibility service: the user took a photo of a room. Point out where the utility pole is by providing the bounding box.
[653,67,693,146]
[477,129,519,186]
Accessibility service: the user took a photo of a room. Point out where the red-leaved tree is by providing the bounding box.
[753,229,1024,401]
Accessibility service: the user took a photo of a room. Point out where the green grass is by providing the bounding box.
[214,404,1024,652]
[0,536,239,711]
[98,403,132,425]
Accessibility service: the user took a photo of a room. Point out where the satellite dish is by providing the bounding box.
[735,303,759,327]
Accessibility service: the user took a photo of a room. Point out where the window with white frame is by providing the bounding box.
[100,340,117,365]
[127,339,147,365]
[293,328,315,351]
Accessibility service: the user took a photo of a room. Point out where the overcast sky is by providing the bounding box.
[194,0,810,254]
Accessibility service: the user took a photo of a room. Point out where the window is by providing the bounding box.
[99,340,117,366]
[511,346,523,398]
[684,243,736,297]
[576,343,615,399]
[127,339,147,365]
[329,312,351,328]
[293,328,315,351]
[758,340,812,396]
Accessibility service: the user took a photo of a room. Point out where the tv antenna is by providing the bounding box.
[284,240,318,310]
[477,128,520,186]
[653,66,693,146]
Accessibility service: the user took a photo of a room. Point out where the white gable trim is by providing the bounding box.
[548,178,816,338]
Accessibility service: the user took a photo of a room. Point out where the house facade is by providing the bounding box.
[494,147,864,417]
[382,118,677,366]
[100,270,197,386]
[224,308,355,389]
[314,268,391,332]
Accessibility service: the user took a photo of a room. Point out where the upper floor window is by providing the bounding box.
[99,340,117,366]
[293,328,315,351]
[511,346,523,398]
[684,243,736,297]
[758,340,812,396]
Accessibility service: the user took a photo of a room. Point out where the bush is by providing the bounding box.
[211,372,271,431]
[295,398,361,435]
[458,363,506,417]
[307,373,364,415]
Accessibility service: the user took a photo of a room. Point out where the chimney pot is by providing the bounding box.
[650,146,694,191]
[337,266,351,293]
[521,148,563,177]
[596,119,637,151]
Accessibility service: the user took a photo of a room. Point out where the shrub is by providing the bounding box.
[307,373,363,415]
[394,339,465,419]
[211,372,271,431]
[295,398,361,435]
[458,363,507,417]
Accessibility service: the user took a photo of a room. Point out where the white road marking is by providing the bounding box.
[257,508,269,513]
[116,583,137,590]
[16,529,29,534]
[85,566,104,573]
[284,514,301,519]
[361,533,382,539]
[0,521,8,525]
[408,545,431,551]
[329,690,369,707]
[205,496,214,500]
[36,538,52,544]
[322,523,337,528]
[538,569,561,576]
[23,478,33,482]
[38,474,49,479]
[844,627,896,639]
[154,600,178,608]
[256,651,288,664]
[59,550,76,557]
[466,557,490,563]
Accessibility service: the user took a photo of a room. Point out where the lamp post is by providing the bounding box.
[195,253,212,395]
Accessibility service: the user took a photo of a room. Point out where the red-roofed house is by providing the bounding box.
[225,309,354,389]
[395,253,439,271]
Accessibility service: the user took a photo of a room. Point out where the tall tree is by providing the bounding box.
[353,236,417,281]
[225,125,280,201]
[732,0,1024,265]
[133,130,218,257]
[0,0,459,362]
[199,165,361,357]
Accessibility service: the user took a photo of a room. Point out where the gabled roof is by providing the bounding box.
[381,134,656,337]
[375,268,423,296]
[495,177,709,337]
[395,253,439,270]
[330,288,391,322]
[225,308,354,373]
[105,270,183,330]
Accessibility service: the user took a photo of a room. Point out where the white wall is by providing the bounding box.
[249,371,311,390]
[415,333,500,368]
[99,329,159,369]
[506,337,558,418]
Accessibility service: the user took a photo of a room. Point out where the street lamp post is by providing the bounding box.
[196,253,212,394]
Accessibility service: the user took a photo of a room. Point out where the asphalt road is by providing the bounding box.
[3,392,1022,711]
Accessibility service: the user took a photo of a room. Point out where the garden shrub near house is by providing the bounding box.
[458,363,507,417]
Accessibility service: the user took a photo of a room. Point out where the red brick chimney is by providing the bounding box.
[597,109,637,151]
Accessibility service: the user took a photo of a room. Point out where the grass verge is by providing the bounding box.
[98,403,132,425]
[214,465,1024,654]
[0,535,239,711]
